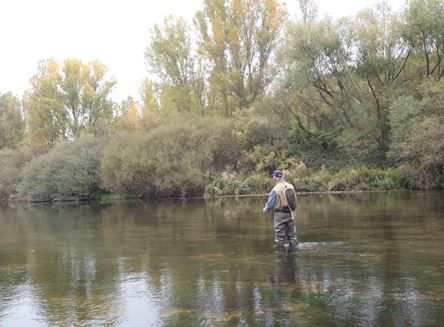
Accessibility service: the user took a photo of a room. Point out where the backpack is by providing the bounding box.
[285,186,297,211]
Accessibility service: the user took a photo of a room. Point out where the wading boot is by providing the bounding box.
[288,242,299,253]
[275,244,286,253]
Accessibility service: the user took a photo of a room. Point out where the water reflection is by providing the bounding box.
[0,192,443,326]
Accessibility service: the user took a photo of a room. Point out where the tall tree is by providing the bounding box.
[145,16,204,114]
[25,59,67,147]
[297,0,318,24]
[194,0,287,115]
[0,92,24,149]
[60,59,116,137]
[403,0,444,80]
[25,59,116,146]
[354,5,413,156]
[278,3,414,163]
[278,17,359,130]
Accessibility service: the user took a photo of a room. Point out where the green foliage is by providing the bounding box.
[195,0,287,114]
[233,108,292,171]
[17,135,105,201]
[146,16,195,88]
[145,16,204,114]
[239,174,274,195]
[326,168,375,191]
[288,166,418,192]
[419,79,444,115]
[205,164,443,196]
[288,165,330,192]
[0,147,33,200]
[0,92,24,149]
[234,111,276,149]
[276,1,443,165]
[336,123,382,164]
[101,115,241,198]
[25,59,116,146]
[404,0,444,79]
[245,146,279,172]
[204,172,242,198]
[288,124,341,168]
[388,95,422,146]
[395,164,442,190]
[278,16,359,127]
[140,79,160,114]
[99,193,115,204]
[25,60,68,147]
[204,172,273,198]
[389,81,444,175]
[2,0,444,201]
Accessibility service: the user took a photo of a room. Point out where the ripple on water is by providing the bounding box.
[298,242,345,251]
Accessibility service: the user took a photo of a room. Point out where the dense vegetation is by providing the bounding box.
[0,0,443,201]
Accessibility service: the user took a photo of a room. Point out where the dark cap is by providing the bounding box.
[272,170,283,178]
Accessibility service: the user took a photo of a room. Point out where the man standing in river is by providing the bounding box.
[263,169,298,253]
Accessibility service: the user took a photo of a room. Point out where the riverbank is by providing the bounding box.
[202,166,443,199]
[3,164,443,204]
[1,134,442,203]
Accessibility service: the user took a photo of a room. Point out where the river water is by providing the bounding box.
[0,191,443,326]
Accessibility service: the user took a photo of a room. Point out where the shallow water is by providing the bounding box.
[0,191,443,326]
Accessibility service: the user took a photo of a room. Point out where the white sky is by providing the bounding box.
[0,0,405,102]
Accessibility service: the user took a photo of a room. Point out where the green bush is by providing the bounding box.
[327,169,359,191]
[374,168,408,190]
[290,167,406,192]
[203,164,441,196]
[0,92,25,150]
[204,172,242,198]
[239,174,273,195]
[294,177,328,192]
[286,166,328,192]
[325,167,395,191]
[204,172,273,198]
[17,135,105,201]
[0,147,33,200]
[101,115,241,198]
[233,109,292,172]
[397,163,443,190]
[388,95,421,147]
[435,175,444,189]
[389,81,443,173]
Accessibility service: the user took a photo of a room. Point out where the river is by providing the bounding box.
[0,191,443,326]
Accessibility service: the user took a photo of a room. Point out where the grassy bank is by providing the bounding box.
[203,165,444,198]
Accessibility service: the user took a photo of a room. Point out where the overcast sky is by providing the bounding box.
[0,0,405,102]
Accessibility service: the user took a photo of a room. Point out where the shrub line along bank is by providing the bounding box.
[1,116,442,203]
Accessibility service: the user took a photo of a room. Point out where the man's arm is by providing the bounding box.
[263,190,276,213]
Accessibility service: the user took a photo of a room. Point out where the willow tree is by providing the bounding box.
[278,16,361,134]
[353,5,413,158]
[25,59,116,146]
[278,2,415,163]
[403,0,444,80]
[194,0,287,115]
